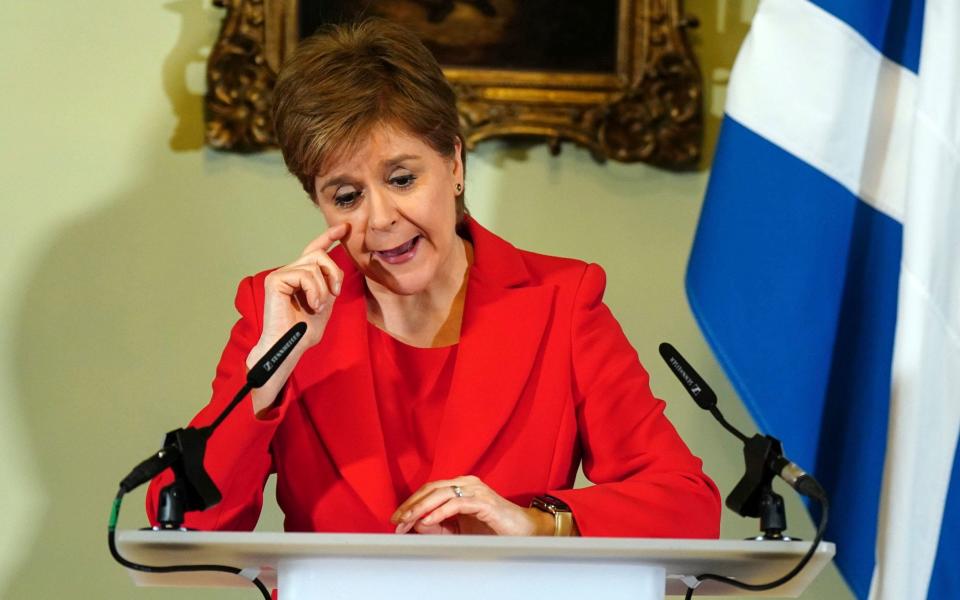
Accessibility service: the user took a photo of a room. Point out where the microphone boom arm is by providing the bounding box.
[115,322,308,528]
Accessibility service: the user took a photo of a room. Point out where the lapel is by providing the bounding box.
[290,220,556,515]
[291,252,397,522]
[429,220,557,479]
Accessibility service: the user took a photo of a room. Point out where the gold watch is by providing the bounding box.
[531,494,575,536]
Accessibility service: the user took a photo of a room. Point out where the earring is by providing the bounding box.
[456,183,463,193]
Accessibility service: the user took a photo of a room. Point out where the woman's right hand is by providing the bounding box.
[246,223,349,415]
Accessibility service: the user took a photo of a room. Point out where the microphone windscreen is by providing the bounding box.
[658,342,718,410]
[247,322,308,388]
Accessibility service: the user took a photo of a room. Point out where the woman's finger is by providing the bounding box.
[269,266,330,311]
[395,484,468,530]
[411,517,459,536]
[392,479,454,522]
[399,475,481,517]
[301,222,350,255]
[292,251,344,297]
[395,519,417,535]
[418,496,485,527]
[392,478,466,523]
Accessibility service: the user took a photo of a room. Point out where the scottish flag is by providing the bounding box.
[686,1,959,599]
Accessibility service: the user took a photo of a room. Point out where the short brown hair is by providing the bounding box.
[272,19,466,220]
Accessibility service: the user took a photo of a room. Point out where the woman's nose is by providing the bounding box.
[367,188,399,230]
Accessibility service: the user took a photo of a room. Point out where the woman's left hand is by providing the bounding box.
[390,475,552,536]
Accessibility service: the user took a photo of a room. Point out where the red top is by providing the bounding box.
[367,323,458,502]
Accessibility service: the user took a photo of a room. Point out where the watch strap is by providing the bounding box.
[531,494,575,536]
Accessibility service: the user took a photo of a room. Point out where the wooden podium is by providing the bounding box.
[117,531,834,599]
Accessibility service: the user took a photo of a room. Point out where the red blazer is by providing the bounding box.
[147,219,721,537]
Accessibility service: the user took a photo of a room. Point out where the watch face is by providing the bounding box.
[536,495,571,512]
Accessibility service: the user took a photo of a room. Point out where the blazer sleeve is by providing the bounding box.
[548,263,722,538]
[145,275,294,530]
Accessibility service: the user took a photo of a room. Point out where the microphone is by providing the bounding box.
[109,323,308,599]
[658,344,832,598]
[204,321,308,434]
[658,343,824,501]
[117,322,309,502]
[659,343,748,444]
[246,321,308,388]
[658,342,717,410]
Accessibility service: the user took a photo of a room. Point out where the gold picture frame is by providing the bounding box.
[205,0,703,168]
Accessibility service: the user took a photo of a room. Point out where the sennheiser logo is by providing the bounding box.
[268,331,303,367]
[668,356,701,396]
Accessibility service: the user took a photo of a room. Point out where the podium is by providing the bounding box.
[117,530,834,599]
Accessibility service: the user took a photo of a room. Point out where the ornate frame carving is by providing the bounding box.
[205,0,702,168]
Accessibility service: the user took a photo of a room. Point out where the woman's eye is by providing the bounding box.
[390,173,417,188]
[333,190,361,207]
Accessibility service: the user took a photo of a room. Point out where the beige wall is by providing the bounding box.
[0,1,850,598]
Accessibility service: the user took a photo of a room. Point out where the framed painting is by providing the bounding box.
[205,0,702,167]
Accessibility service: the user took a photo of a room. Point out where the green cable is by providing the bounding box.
[109,495,123,531]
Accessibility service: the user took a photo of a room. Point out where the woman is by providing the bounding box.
[147,19,720,537]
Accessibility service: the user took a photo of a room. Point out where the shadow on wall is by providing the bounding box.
[7,144,305,599]
[6,5,303,593]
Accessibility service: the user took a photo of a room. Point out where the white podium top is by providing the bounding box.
[117,530,834,597]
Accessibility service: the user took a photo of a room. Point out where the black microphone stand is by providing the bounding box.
[727,434,794,541]
[147,379,263,529]
[108,322,308,599]
[658,343,829,599]
[153,426,222,529]
[114,372,258,529]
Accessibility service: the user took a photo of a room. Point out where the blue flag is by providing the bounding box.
[686,1,959,599]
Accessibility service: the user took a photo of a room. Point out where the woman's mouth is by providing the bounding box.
[374,235,421,265]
